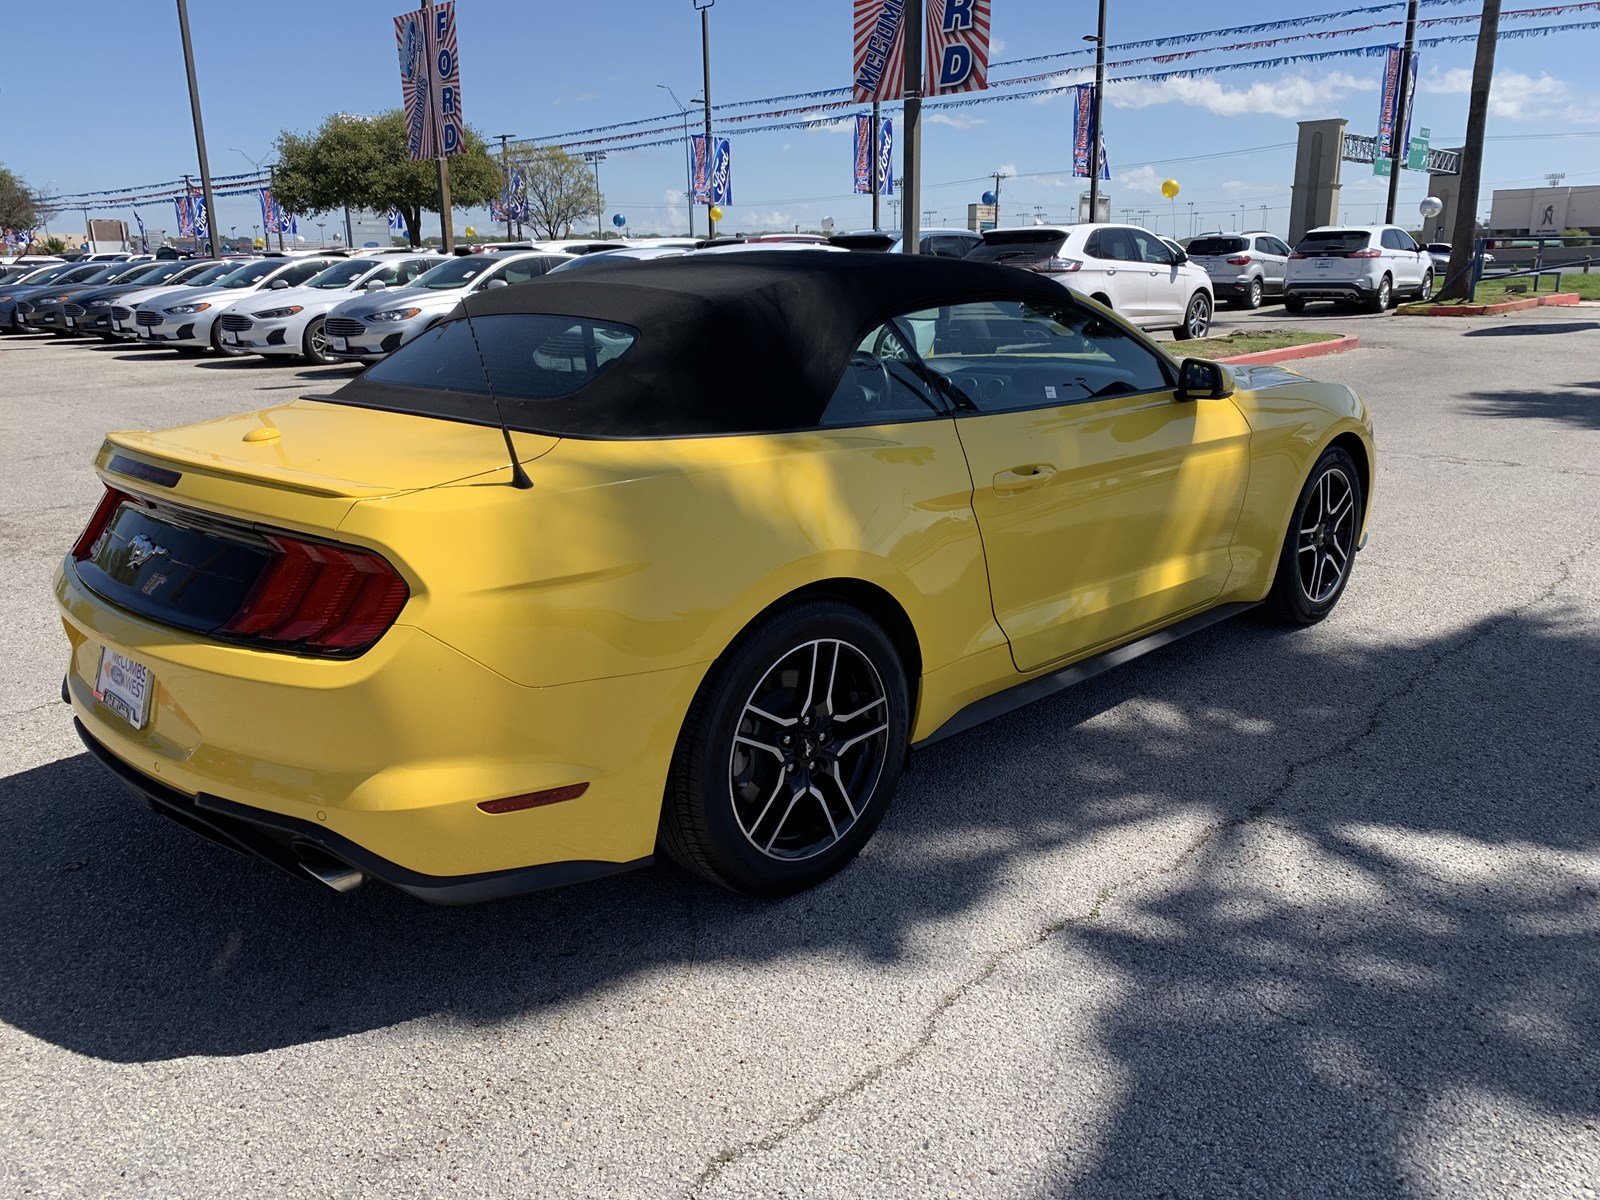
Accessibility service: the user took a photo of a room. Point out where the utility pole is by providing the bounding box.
[496,133,515,241]
[902,0,923,254]
[175,0,219,258]
[1385,0,1420,223]
[584,152,607,238]
[991,170,1006,226]
[696,0,716,238]
[1087,0,1108,224]
[424,0,454,252]
[870,99,882,231]
[1440,0,1501,299]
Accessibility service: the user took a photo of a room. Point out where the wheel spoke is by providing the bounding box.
[747,702,797,728]
[764,787,808,854]
[798,642,820,717]
[823,642,840,717]
[741,772,790,842]
[827,761,859,821]
[836,721,889,754]
[1310,553,1326,599]
[834,695,886,723]
[810,785,838,840]
[734,733,784,760]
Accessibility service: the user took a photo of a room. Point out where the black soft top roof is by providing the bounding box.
[332,250,1073,438]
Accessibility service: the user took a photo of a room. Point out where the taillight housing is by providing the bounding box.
[1027,256,1082,274]
[1225,254,1252,265]
[71,486,131,560]
[221,532,410,653]
[1289,251,1307,259]
[1350,248,1382,258]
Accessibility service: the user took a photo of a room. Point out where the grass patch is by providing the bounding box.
[1167,330,1341,361]
[1412,272,1600,309]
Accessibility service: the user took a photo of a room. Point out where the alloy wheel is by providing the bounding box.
[1297,466,1357,603]
[1419,272,1434,301]
[1248,279,1263,308]
[307,320,329,361]
[1378,278,1392,309]
[1186,295,1211,338]
[728,638,890,862]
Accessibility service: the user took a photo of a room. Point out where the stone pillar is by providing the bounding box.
[1289,118,1346,244]
[1421,153,1464,242]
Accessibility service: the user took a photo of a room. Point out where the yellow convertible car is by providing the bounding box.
[57,253,1372,902]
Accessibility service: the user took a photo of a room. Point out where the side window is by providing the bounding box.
[820,322,943,427]
[908,299,1172,414]
[1380,229,1402,250]
[1254,237,1277,256]
[1268,237,1291,256]
[1394,230,1419,252]
[367,264,402,286]
[499,259,551,285]
[393,259,431,285]
[282,263,324,286]
[1130,230,1173,265]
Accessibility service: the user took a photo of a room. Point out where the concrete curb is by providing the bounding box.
[1216,334,1360,366]
[1402,292,1580,317]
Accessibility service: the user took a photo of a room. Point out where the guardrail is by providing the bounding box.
[1470,235,1598,302]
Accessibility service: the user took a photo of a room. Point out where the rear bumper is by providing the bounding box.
[1284,281,1377,302]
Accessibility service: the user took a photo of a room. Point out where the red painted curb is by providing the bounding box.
[1407,292,1580,317]
[1216,334,1360,366]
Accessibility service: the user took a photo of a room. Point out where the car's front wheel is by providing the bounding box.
[1417,270,1434,302]
[1265,445,1364,625]
[210,321,245,357]
[302,317,333,364]
[1173,291,1212,340]
[660,600,910,896]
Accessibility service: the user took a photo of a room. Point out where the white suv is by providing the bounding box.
[970,224,1215,339]
[1285,225,1434,312]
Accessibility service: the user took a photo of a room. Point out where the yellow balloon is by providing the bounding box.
[1160,179,1180,199]
[464,225,477,237]
[708,205,725,224]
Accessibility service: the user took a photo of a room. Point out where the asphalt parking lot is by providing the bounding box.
[2,310,1597,1199]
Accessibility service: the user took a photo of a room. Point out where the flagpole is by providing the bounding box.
[423,0,454,252]
[1087,0,1107,224]
[175,0,220,259]
[902,0,922,254]
[870,100,881,231]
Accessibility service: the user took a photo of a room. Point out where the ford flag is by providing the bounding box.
[877,118,894,196]
[1071,84,1107,180]
[924,0,991,95]
[711,138,732,206]
[174,196,193,238]
[853,114,873,194]
[852,0,906,104]
[258,188,279,232]
[1376,47,1419,160]
[691,134,711,204]
[395,2,465,160]
[395,8,431,161]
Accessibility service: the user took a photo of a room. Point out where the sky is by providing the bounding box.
[4,0,1598,245]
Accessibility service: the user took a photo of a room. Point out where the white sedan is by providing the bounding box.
[216,254,438,363]
[131,256,340,354]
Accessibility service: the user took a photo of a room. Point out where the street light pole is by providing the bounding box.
[584,152,607,238]
[870,99,882,231]
[657,84,697,238]
[175,0,220,259]
[902,0,923,254]
[695,1,716,238]
[1087,0,1108,224]
[496,133,515,242]
[1385,0,1420,224]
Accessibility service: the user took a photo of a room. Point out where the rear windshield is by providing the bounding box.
[361,313,638,405]
[968,231,1068,265]
[1295,230,1373,254]
[1188,236,1247,256]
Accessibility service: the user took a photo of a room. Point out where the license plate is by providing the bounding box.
[227,334,244,346]
[139,328,153,339]
[94,646,153,730]
[332,336,348,352]
[1316,258,1334,270]
[65,316,76,328]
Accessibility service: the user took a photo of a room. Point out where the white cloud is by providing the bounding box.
[1114,164,1162,194]
[995,162,1018,179]
[926,112,989,129]
[550,91,600,107]
[1420,68,1600,123]
[738,210,797,231]
[1108,71,1376,119]
[991,35,1007,54]
[781,142,793,152]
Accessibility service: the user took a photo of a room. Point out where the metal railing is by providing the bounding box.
[1468,234,1598,302]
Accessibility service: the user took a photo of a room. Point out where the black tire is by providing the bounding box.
[1171,291,1212,340]
[210,321,245,357]
[302,316,333,364]
[1239,277,1264,310]
[1284,294,1306,313]
[1264,445,1364,626]
[1416,270,1434,302]
[1365,274,1392,313]
[660,600,910,897]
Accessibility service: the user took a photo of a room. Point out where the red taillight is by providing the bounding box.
[1289,251,1307,259]
[1225,254,1252,265]
[222,532,409,653]
[1350,248,1382,258]
[478,783,590,814]
[1027,256,1081,273]
[71,486,131,560]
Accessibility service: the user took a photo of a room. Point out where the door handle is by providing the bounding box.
[1105,267,1117,275]
[993,464,1057,492]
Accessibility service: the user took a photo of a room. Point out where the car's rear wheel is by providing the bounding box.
[660,601,910,896]
[1265,445,1363,625]
[302,317,332,364]
[1172,291,1212,340]
[1365,274,1393,313]
[1237,277,1264,310]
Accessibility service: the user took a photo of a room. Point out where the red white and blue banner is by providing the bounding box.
[395,2,465,161]
[711,138,733,205]
[853,114,894,195]
[925,0,992,95]
[258,188,280,232]
[1376,45,1419,159]
[852,0,906,103]
[691,134,711,203]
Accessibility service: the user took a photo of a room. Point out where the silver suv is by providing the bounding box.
[1184,231,1291,310]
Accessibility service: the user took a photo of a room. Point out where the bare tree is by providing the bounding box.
[512,146,602,240]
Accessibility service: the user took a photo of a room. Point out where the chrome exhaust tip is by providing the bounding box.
[300,860,366,893]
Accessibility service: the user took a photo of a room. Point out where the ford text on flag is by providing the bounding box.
[430,2,464,156]
[924,0,991,95]
[395,2,465,161]
[854,116,896,196]
[852,0,906,103]
[1375,46,1419,159]
[711,139,732,206]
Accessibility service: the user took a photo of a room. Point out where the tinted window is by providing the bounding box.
[968,231,1068,266]
[822,323,942,426]
[1188,236,1247,256]
[1266,237,1292,256]
[904,299,1171,413]
[1392,229,1419,251]
[492,258,557,286]
[410,257,495,289]
[1130,230,1173,265]
[279,261,329,287]
[216,260,280,287]
[831,232,898,252]
[926,235,976,259]
[1427,243,1452,254]
[305,260,377,289]
[1295,230,1374,254]
[362,313,638,401]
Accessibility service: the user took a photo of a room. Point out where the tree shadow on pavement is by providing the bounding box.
[1461,380,1600,431]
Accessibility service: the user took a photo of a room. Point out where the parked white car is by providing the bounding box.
[1285,224,1434,312]
[217,254,438,363]
[108,260,244,338]
[131,256,340,353]
[1185,231,1292,309]
[969,224,1215,338]
[323,250,571,362]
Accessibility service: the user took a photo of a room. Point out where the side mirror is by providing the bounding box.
[364,279,387,290]
[1170,248,1188,265]
[1177,358,1234,402]
[483,278,509,290]
[269,278,290,289]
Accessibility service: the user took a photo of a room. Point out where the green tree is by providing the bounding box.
[41,236,66,255]
[0,163,38,231]
[271,111,503,247]
[512,146,603,240]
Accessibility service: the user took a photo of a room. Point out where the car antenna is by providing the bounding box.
[456,297,532,489]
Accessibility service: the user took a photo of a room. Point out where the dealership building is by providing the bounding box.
[1487,184,1600,236]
